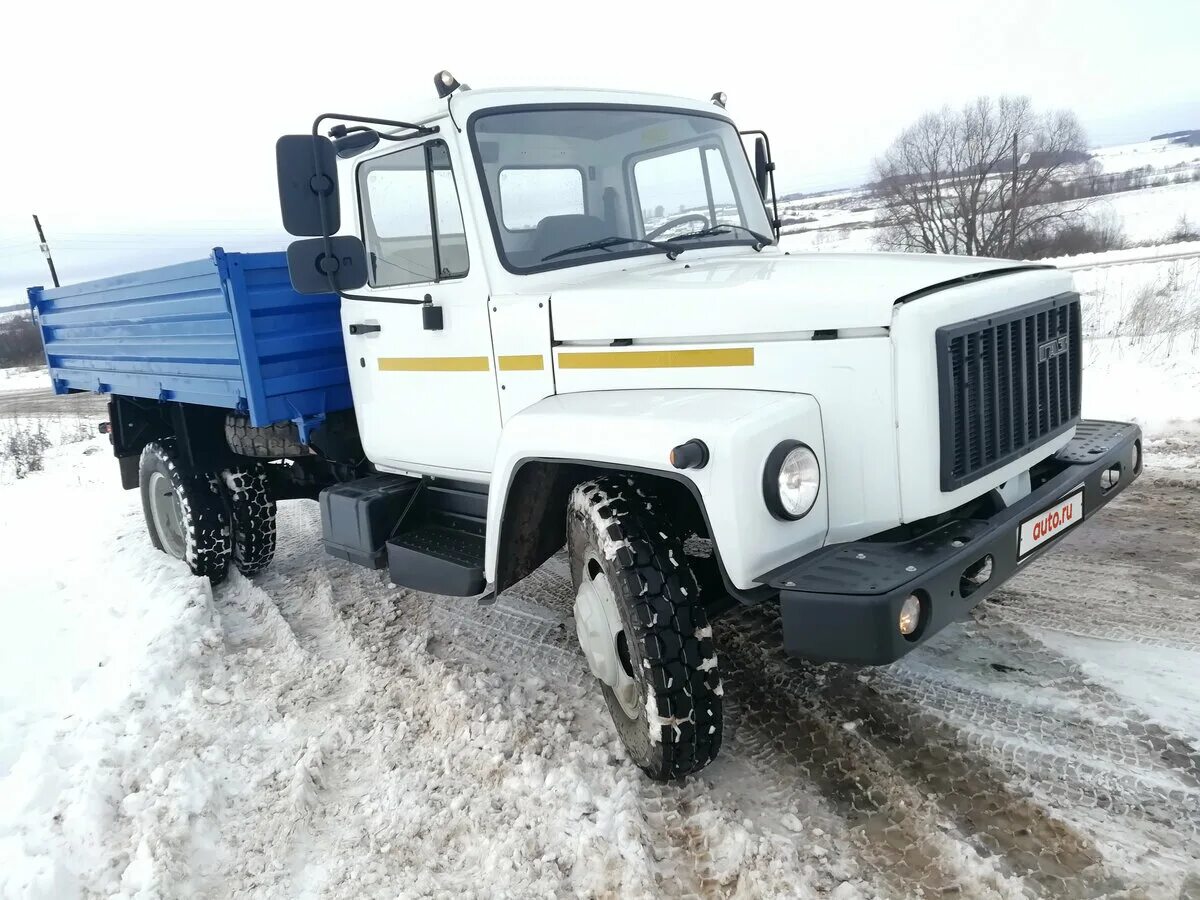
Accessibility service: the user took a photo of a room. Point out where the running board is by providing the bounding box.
[386,525,486,596]
[320,475,488,596]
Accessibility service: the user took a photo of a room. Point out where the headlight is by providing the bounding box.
[763,441,820,520]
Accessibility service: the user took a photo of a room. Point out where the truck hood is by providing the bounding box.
[548,250,1041,341]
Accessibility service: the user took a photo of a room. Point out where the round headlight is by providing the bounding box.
[763,441,820,520]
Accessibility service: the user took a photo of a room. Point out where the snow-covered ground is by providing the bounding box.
[0,366,51,393]
[1090,137,1200,175]
[2,368,1199,897]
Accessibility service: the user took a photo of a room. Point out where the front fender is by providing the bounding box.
[485,389,827,592]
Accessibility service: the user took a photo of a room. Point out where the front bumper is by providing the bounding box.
[758,420,1142,665]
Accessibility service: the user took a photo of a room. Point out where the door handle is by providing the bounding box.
[349,323,381,335]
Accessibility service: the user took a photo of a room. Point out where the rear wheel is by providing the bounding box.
[222,464,277,576]
[139,441,231,583]
[568,475,723,781]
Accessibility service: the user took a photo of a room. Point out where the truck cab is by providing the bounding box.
[32,77,1143,781]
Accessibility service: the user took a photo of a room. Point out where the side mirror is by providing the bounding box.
[286,236,368,295]
[276,135,341,236]
[754,137,770,201]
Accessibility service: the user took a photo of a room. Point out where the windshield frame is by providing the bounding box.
[466,103,773,276]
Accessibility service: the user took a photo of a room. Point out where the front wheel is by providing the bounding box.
[139,441,231,582]
[568,475,723,780]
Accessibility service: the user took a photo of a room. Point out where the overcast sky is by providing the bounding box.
[2,0,1197,302]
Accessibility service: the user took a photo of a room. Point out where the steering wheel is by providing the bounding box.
[645,214,710,241]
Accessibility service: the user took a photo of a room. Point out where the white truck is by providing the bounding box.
[30,75,1141,780]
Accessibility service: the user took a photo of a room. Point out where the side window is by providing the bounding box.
[498,168,585,231]
[359,141,469,288]
[634,145,745,237]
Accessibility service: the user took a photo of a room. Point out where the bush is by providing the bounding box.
[1019,210,1127,259]
[1,419,52,479]
[1115,265,1200,353]
[1165,215,1200,243]
[0,314,43,367]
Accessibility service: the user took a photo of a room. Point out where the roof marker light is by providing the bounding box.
[435,70,461,99]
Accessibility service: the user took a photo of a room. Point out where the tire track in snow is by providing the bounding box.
[441,564,1032,898]
[202,472,1200,897]
[877,623,1200,884]
[719,607,1125,899]
[428,572,727,898]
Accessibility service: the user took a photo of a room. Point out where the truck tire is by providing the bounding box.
[567,475,723,781]
[139,440,232,583]
[222,464,277,576]
[225,415,306,459]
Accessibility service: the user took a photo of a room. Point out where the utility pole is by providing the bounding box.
[32,214,60,288]
[1009,133,1019,257]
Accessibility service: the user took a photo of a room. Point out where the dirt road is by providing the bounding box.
[0,385,107,419]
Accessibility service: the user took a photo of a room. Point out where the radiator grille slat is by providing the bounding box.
[936,294,1082,491]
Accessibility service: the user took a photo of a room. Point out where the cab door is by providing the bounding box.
[341,137,500,477]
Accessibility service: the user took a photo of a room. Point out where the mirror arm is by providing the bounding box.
[740,129,782,241]
[307,113,439,303]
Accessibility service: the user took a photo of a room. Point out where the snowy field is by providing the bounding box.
[779,137,1200,255]
[3,235,1200,896]
[0,366,55,394]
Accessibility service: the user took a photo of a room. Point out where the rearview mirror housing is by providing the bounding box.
[754,137,770,201]
[276,135,341,237]
[286,236,367,295]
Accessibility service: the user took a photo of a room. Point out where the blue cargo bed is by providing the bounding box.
[27,248,352,431]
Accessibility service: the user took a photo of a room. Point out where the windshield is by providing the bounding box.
[469,106,774,273]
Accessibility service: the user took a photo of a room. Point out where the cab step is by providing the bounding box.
[319,473,488,595]
[386,525,486,596]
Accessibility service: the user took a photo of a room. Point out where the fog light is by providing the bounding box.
[964,555,993,587]
[898,594,922,637]
[1100,464,1121,492]
[1133,440,1142,473]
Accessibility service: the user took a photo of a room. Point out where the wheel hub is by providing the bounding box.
[574,561,641,718]
[148,470,186,560]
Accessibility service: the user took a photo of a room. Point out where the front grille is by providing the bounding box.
[936,292,1081,491]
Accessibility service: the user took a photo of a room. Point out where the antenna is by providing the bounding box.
[32,214,60,288]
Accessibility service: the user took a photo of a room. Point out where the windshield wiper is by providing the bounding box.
[542,235,679,262]
[665,223,771,252]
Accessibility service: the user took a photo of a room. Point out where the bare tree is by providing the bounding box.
[872,96,1092,258]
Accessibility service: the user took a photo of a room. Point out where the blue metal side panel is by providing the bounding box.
[28,257,246,409]
[217,251,352,428]
[27,249,352,429]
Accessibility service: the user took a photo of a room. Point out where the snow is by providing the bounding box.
[0,366,50,393]
[0,443,836,898]
[1051,239,1200,269]
[1064,250,1200,435]
[1081,338,1200,437]
[1089,138,1200,176]
[1086,180,1200,244]
[1029,630,1200,741]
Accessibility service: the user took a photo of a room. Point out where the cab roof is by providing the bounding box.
[394,86,729,129]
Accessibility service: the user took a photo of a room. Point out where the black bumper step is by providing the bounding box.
[387,525,486,596]
[760,420,1142,665]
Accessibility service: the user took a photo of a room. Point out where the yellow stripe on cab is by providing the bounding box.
[557,347,754,369]
[378,356,491,372]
